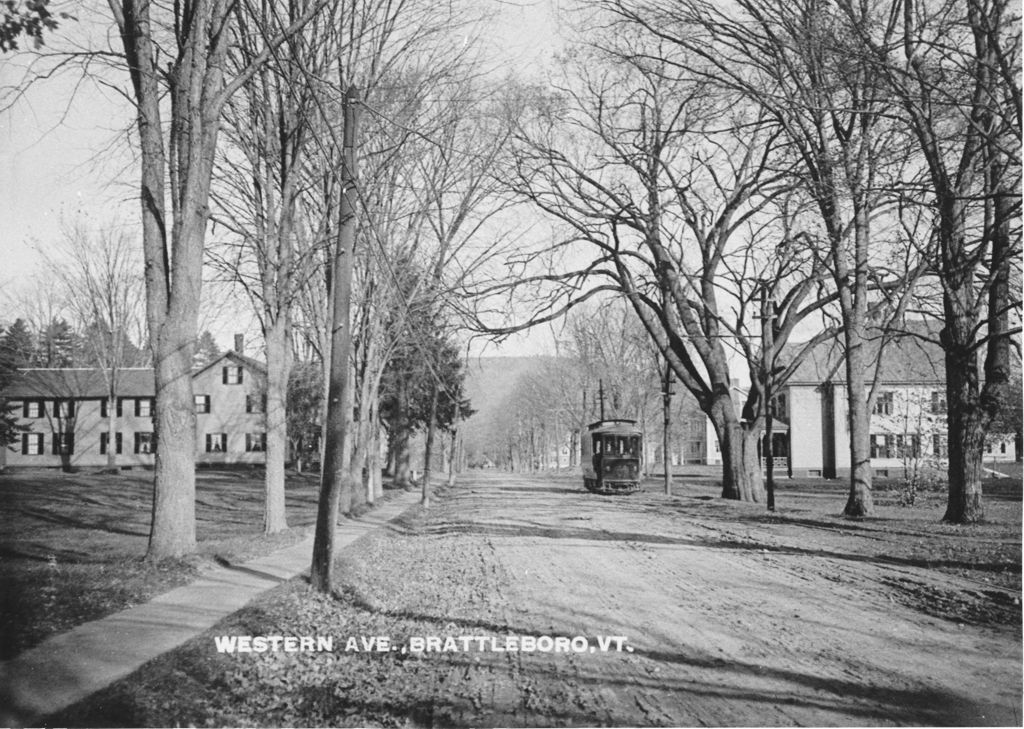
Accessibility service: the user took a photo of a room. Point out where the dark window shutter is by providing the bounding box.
[101,432,107,455]
[205,433,212,452]
[221,433,227,451]
[134,433,140,454]
[245,433,251,451]
[116,433,122,454]
[238,368,243,384]
[134,399,140,417]
[222,367,228,384]
[22,401,28,418]
[116,399,123,417]
[68,401,75,417]
[53,434,60,454]
[101,399,107,418]
[21,433,28,454]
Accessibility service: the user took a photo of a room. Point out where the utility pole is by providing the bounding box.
[760,284,777,513]
[662,359,674,495]
[311,85,360,592]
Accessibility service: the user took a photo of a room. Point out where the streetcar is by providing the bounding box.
[581,419,643,494]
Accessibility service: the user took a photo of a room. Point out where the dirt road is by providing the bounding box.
[350,472,1021,726]
[54,470,1022,727]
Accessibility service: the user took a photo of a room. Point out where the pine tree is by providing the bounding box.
[193,331,221,368]
[0,319,35,368]
[36,318,76,367]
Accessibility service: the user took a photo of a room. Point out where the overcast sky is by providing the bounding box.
[0,0,567,356]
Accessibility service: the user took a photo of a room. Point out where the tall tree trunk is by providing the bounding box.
[943,348,986,522]
[663,361,672,495]
[148,332,198,558]
[843,323,874,517]
[392,376,413,486]
[447,428,459,487]
[421,384,439,507]
[106,390,117,470]
[311,86,358,592]
[939,254,992,524]
[710,395,764,502]
[368,398,383,500]
[263,315,290,533]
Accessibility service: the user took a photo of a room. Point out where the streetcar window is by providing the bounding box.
[630,436,639,456]
[593,436,602,453]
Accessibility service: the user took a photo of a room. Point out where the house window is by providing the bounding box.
[222,366,243,385]
[246,433,266,452]
[100,432,123,455]
[53,400,75,419]
[206,433,227,453]
[870,434,893,459]
[872,392,894,416]
[894,434,920,459]
[932,433,947,458]
[195,395,211,414]
[101,399,112,418]
[21,432,44,455]
[23,400,44,418]
[930,391,947,415]
[1000,441,1007,455]
[135,398,154,417]
[52,432,75,455]
[135,432,156,454]
[245,394,265,414]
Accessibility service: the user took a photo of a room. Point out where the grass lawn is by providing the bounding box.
[44,471,1021,728]
[0,467,326,660]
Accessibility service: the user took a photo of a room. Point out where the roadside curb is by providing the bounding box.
[0,488,421,727]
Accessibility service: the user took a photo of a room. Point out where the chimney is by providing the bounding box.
[234,333,244,354]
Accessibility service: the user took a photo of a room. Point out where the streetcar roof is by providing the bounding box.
[587,419,641,435]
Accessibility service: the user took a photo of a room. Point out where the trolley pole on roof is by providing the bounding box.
[598,379,606,421]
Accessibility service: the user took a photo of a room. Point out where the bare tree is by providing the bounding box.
[603,0,927,515]
[479,36,838,502]
[46,219,147,469]
[209,3,336,534]
[832,0,1022,522]
[106,0,331,558]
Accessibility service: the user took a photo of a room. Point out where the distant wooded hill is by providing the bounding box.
[461,356,553,464]
[463,356,552,425]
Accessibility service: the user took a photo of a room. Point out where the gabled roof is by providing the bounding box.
[784,320,946,386]
[2,352,266,400]
[2,368,156,399]
[192,350,267,379]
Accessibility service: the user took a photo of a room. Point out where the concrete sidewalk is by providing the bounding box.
[0,489,420,726]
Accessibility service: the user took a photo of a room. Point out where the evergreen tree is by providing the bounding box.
[287,361,323,472]
[0,319,35,368]
[35,318,76,367]
[193,331,221,368]
[0,324,26,448]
